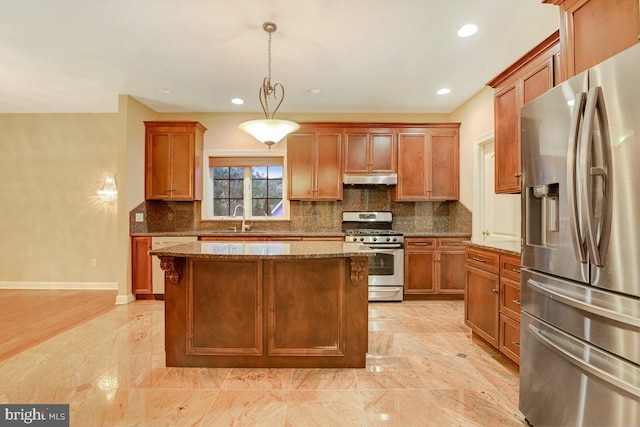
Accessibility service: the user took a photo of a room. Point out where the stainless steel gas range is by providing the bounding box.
[342,211,404,302]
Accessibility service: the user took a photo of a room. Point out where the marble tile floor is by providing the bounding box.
[0,300,525,427]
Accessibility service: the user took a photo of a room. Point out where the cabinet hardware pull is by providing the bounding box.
[492,288,498,293]
[512,299,521,305]
[512,268,521,272]
[414,242,429,246]
[512,341,520,346]
[514,172,522,177]
[471,257,486,263]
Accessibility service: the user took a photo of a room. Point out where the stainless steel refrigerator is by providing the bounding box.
[519,43,640,427]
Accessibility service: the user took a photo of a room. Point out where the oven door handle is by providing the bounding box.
[359,245,402,251]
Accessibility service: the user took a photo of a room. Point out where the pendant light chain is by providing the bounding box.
[267,30,272,89]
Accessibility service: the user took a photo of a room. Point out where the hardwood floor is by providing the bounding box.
[0,289,117,361]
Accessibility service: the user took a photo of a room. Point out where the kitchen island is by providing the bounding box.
[150,240,371,368]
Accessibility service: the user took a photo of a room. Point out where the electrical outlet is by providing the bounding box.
[91,259,97,267]
[135,213,144,222]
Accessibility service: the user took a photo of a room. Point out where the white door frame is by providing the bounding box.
[473,132,494,241]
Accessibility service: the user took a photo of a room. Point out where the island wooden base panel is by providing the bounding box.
[165,257,368,368]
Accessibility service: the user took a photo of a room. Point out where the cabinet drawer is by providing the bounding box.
[465,248,499,273]
[437,237,468,250]
[500,254,521,280]
[499,314,521,364]
[405,238,436,251]
[500,277,521,320]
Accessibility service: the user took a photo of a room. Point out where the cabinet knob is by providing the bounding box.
[492,288,498,293]
[512,341,520,347]
[512,299,521,305]
[514,172,522,178]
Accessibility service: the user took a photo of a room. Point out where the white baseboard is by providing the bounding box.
[115,293,135,305]
[0,281,118,290]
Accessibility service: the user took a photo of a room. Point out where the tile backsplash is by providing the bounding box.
[130,187,471,234]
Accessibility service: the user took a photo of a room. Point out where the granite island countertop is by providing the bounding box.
[149,240,376,260]
[464,239,521,256]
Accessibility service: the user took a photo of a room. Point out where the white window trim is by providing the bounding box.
[201,150,290,221]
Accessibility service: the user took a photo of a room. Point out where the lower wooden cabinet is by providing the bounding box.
[131,236,152,296]
[404,237,468,299]
[464,246,521,364]
[464,264,500,347]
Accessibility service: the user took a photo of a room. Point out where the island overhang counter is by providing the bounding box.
[150,240,372,368]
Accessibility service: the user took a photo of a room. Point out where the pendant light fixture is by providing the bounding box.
[238,22,299,149]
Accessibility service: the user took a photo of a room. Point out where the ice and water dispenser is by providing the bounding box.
[526,183,560,247]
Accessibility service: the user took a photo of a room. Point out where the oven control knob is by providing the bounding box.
[372,237,377,242]
[386,237,391,242]
[359,237,364,242]
[352,237,358,242]
[392,237,397,242]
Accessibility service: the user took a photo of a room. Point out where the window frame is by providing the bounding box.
[202,151,290,221]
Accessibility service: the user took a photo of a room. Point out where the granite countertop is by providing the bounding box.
[464,239,521,256]
[149,240,376,260]
[132,230,471,238]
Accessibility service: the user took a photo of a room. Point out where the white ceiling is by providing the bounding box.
[0,0,559,114]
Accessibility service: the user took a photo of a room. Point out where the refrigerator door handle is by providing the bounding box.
[527,323,640,398]
[526,278,640,327]
[567,91,588,263]
[579,86,613,267]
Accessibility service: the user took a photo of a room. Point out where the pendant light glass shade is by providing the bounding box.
[238,119,300,147]
[238,22,299,149]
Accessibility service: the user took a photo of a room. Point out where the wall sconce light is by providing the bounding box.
[98,174,118,202]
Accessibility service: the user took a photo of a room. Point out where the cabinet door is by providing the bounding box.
[521,57,554,105]
[404,250,436,294]
[429,129,459,200]
[170,133,195,199]
[287,133,316,200]
[343,132,368,173]
[315,133,342,200]
[370,132,395,173]
[494,83,520,194]
[437,250,465,294]
[561,0,640,77]
[132,237,152,295]
[146,133,172,200]
[464,265,499,347]
[396,131,428,200]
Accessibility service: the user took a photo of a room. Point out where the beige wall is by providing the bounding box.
[0,113,121,287]
[449,86,495,210]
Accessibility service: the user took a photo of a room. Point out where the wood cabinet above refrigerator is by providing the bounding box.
[543,0,640,80]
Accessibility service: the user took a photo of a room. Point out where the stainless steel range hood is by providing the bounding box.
[343,173,397,185]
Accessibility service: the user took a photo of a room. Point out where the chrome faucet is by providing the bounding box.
[232,204,252,232]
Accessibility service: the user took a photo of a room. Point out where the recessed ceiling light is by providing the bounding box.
[457,24,478,38]
[308,88,321,94]
[231,98,244,105]
[156,88,171,94]
[437,88,451,95]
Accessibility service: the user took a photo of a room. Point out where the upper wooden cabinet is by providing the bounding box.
[144,121,206,201]
[287,127,343,201]
[344,128,396,174]
[544,0,640,80]
[395,125,460,201]
[487,32,560,194]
